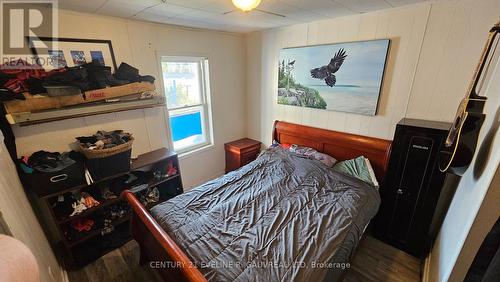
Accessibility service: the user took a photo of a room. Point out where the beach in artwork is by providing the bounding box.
[311,85,380,115]
[278,39,389,116]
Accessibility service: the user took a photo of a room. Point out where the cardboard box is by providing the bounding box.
[4,82,155,114]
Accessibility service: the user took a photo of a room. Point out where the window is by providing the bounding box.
[160,56,213,154]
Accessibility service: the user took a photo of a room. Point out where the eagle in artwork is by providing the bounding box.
[310,48,347,87]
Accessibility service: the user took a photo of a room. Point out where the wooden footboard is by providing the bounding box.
[121,190,207,282]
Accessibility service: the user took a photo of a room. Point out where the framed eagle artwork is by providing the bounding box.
[277,39,390,116]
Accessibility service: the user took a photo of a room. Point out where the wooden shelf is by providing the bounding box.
[57,174,179,223]
[66,180,179,248]
[6,96,165,126]
[67,214,131,248]
[43,148,177,199]
[130,148,177,170]
[31,147,184,267]
[129,174,180,193]
[57,197,122,224]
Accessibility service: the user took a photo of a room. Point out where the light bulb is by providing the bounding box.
[232,0,262,12]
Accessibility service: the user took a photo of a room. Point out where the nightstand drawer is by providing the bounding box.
[241,149,260,165]
[225,138,261,173]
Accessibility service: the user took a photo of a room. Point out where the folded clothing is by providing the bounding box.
[77,130,132,150]
[114,62,155,83]
[0,59,154,99]
[43,65,91,91]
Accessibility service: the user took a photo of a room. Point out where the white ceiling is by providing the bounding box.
[59,0,430,33]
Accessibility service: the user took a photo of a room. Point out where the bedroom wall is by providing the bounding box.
[245,0,499,144]
[245,0,500,281]
[426,53,500,282]
[11,10,247,189]
[246,2,431,143]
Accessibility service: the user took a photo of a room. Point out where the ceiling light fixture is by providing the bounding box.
[231,0,262,12]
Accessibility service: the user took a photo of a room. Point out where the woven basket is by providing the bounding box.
[79,136,134,159]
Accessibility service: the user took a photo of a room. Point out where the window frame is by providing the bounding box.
[158,55,214,156]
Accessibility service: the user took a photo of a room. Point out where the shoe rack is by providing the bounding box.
[30,148,183,268]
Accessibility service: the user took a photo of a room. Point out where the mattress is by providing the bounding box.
[150,148,381,282]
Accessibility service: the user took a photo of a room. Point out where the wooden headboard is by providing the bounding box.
[273,121,392,181]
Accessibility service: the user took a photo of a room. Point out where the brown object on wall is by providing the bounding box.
[224,138,261,173]
[123,121,392,282]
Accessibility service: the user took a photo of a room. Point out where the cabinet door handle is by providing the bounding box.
[397,189,403,195]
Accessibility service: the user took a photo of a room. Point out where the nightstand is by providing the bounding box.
[224,138,261,173]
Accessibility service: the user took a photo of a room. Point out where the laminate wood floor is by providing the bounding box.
[67,235,421,282]
[67,240,162,282]
[343,235,421,282]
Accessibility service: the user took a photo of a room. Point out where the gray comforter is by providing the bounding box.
[151,148,380,282]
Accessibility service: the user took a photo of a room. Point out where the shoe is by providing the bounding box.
[146,187,160,204]
[71,218,94,232]
[101,218,114,235]
[124,173,138,184]
[81,192,100,208]
[101,186,117,200]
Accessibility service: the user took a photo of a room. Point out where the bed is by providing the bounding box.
[122,121,392,282]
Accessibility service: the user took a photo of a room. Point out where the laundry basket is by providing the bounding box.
[79,137,134,181]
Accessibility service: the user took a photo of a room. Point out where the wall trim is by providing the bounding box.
[423,252,432,282]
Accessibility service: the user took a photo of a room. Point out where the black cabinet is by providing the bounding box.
[374,118,451,258]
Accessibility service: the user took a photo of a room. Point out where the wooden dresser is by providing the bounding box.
[224,138,261,173]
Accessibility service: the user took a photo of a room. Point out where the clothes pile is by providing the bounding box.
[71,218,95,233]
[0,59,66,100]
[69,192,101,216]
[19,150,82,174]
[0,59,155,100]
[166,161,178,177]
[77,130,132,150]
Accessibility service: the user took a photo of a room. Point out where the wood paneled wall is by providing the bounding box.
[245,0,500,144]
[246,3,431,143]
[245,1,500,282]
